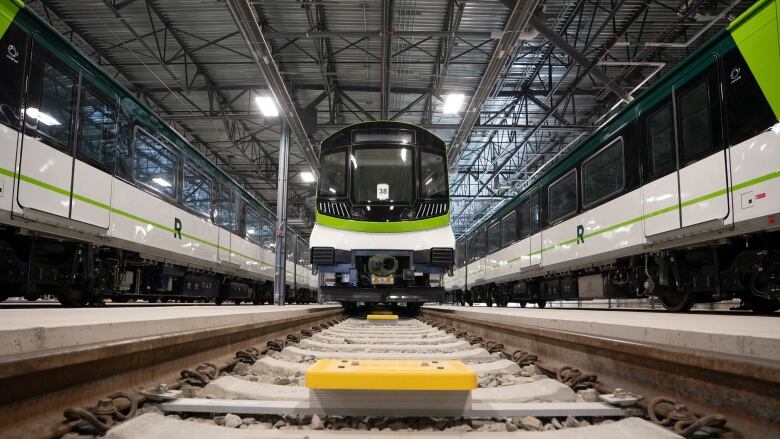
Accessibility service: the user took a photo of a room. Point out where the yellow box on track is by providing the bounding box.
[305,359,477,391]
[367,314,398,320]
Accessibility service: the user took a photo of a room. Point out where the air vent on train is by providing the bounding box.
[415,202,448,219]
[311,247,335,266]
[318,201,350,218]
[430,247,454,266]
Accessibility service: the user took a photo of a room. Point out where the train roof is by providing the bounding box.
[320,121,446,152]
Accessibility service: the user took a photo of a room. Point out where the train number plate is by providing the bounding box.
[370,275,394,285]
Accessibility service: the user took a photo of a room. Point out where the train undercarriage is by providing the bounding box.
[0,226,316,306]
[448,233,780,313]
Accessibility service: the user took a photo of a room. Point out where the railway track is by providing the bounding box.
[2,307,776,438]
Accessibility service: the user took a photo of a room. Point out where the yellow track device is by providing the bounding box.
[306,359,477,391]
[367,314,398,320]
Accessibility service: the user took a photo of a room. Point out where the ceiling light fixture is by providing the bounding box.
[442,93,465,114]
[255,95,279,117]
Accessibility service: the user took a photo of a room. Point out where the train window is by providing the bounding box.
[261,217,274,250]
[78,87,117,169]
[133,130,177,199]
[475,228,486,259]
[530,192,541,234]
[456,240,466,267]
[319,150,346,197]
[582,138,624,207]
[487,222,501,254]
[548,170,578,224]
[115,103,133,180]
[0,22,26,129]
[645,102,675,177]
[352,147,413,204]
[419,151,447,198]
[35,62,76,149]
[518,200,531,239]
[501,210,517,247]
[723,50,776,145]
[215,185,238,231]
[244,206,262,244]
[183,162,212,217]
[286,231,296,260]
[678,80,713,164]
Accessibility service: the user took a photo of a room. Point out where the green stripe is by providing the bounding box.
[0,0,22,39]
[316,211,450,233]
[497,170,780,265]
[0,167,270,266]
[729,0,780,119]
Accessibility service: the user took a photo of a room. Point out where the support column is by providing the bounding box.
[274,123,290,306]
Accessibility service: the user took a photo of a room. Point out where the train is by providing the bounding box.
[0,0,317,306]
[444,0,780,313]
[309,121,456,310]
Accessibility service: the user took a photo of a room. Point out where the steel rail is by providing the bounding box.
[420,308,780,438]
[0,308,343,439]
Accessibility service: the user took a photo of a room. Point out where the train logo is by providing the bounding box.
[6,44,18,64]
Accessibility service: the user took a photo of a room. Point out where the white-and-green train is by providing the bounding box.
[445,0,780,313]
[0,0,317,305]
[309,122,455,308]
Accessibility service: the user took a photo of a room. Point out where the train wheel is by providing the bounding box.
[745,296,780,313]
[56,288,88,307]
[24,293,40,301]
[234,299,241,305]
[536,300,547,309]
[215,297,223,305]
[519,301,527,308]
[659,292,695,312]
[0,295,7,302]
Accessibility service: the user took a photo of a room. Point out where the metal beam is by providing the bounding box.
[274,123,290,306]
[447,0,540,170]
[380,0,394,119]
[226,0,319,177]
[528,15,632,103]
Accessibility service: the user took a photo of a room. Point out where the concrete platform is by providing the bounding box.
[424,306,780,361]
[106,413,682,438]
[0,305,340,355]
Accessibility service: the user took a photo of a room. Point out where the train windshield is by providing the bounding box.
[318,150,347,197]
[352,147,413,204]
[420,150,447,199]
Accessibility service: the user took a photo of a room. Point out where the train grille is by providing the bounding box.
[311,247,335,266]
[430,247,455,266]
[415,202,448,219]
[318,201,350,218]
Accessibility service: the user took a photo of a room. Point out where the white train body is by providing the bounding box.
[445,127,780,295]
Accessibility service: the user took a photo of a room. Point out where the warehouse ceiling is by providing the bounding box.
[29,0,753,238]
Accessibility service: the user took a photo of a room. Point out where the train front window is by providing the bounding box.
[420,150,447,199]
[352,147,413,204]
[318,151,346,197]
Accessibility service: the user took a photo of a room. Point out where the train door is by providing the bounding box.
[69,83,118,229]
[643,57,728,237]
[528,192,542,268]
[15,40,77,220]
[676,57,728,229]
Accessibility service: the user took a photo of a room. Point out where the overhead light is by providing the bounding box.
[442,93,465,114]
[152,177,172,188]
[25,108,60,126]
[300,171,315,183]
[255,95,279,117]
